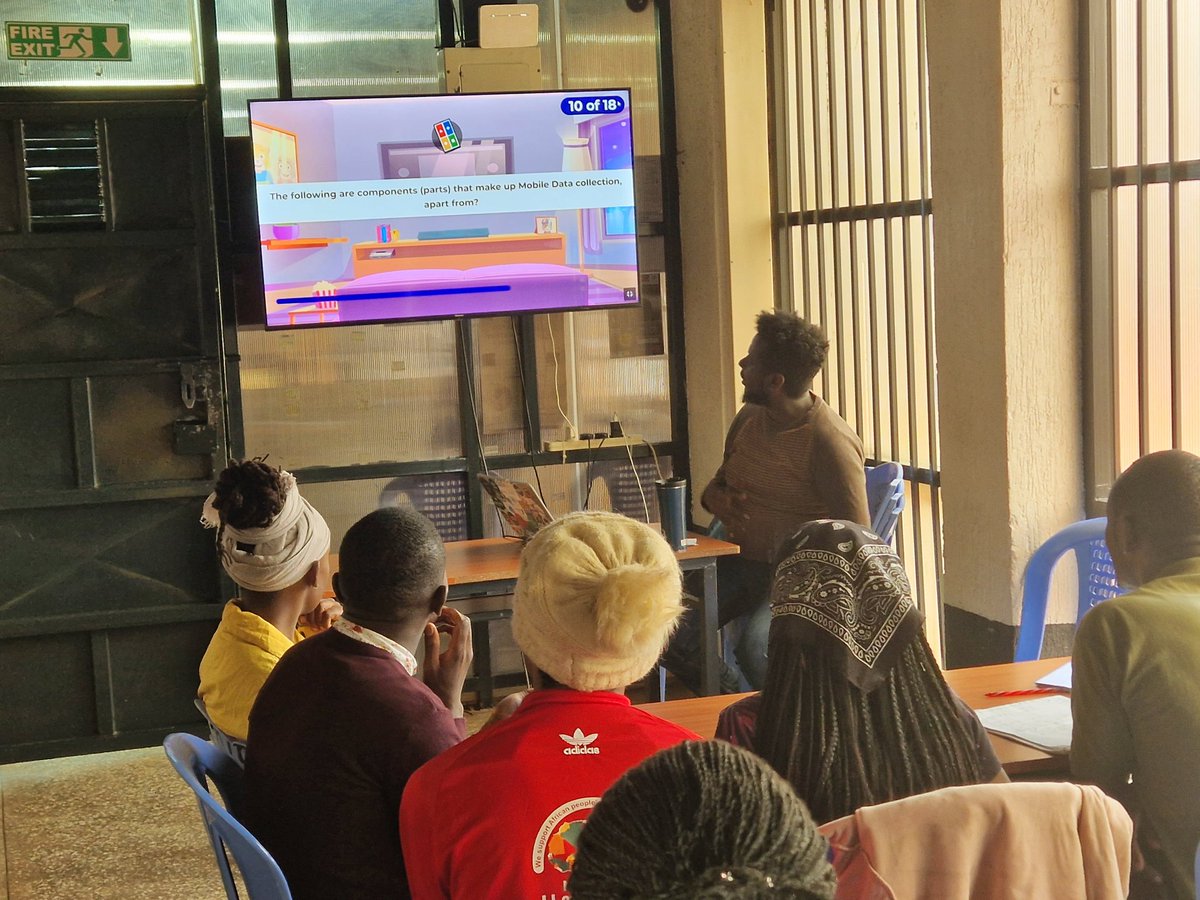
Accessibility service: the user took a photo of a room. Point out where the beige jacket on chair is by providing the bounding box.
[817,782,1132,900]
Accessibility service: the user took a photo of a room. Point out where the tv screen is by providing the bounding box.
[247,89,640,329]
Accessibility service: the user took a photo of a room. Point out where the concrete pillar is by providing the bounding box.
[671,0,775,524]
[926,0,1084,664]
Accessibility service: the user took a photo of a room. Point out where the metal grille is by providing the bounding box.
[1084,0,1200,500]
[21,122,105,231]
[773,0,943,651]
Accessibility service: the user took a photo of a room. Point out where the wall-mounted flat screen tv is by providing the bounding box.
[247,89,640,329]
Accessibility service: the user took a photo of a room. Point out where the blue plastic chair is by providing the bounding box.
[1194,838,1199,900]
[1013,517,1122,662]
[163,733,292,900]
[866,462,906,545]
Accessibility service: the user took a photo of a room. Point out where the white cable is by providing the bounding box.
[546,316,576,437]
[624,439,649,523]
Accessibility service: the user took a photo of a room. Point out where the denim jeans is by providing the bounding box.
[728,600,771,690]
[660,556,773,694]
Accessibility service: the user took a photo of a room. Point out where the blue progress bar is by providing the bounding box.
[278,284,512,305]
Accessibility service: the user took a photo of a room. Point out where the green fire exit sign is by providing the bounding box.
[6,22,131,61]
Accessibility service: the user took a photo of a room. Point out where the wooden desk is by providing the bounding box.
[636,657,1071,777]
[945,657,1071,776]
[333,533,740,700]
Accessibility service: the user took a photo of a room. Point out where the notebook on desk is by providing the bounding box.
[477,473,554,541]
[976,694,1073,755]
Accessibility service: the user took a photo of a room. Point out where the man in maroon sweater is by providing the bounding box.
[242,506,473,900]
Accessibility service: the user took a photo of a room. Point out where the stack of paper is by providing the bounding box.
[976,695,1073,755]
[1035,661,1073,691]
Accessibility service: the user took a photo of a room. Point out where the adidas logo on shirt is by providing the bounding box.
[559,728,600,756]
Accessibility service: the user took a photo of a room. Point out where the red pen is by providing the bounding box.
[984,687,1064,698]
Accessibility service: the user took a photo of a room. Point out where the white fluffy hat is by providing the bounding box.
[512,511,685,692]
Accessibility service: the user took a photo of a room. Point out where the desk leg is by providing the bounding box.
[471,617,493,708]
[699,561,720,696]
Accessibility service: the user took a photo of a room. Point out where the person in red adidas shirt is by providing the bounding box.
[400,511,700,899]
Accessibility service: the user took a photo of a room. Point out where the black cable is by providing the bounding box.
[582,435,606,509]
[511,317,547,503]
[459,321,507,537]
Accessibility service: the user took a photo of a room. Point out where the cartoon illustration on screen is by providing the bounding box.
[253,144,272,184]
[276,158,297,184]
[433,119,463,153]
[251,121,300,188]
[250,91,639,328]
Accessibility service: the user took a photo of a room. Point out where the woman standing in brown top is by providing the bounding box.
[661,310,869,692]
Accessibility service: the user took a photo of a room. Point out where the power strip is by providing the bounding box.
[543,434,643,453]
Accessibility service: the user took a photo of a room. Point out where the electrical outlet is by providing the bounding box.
[543,434,643,453]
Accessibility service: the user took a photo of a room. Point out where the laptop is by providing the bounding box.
[477,473,554,541]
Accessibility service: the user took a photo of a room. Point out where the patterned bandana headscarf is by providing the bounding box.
[770,519,922,692]
[200,469,331,593]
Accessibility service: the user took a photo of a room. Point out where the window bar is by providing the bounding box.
[792,2,814,323]
[1082,0,1113,507]
[808,0,832,362]
[1167,0,1181,449]
[842,0,866,441]
[914,0,944,619]
[1135,0,1150,456]
[825,0,849,412]
[860,0,885,461]
[878,0,903,470]
[896,0,929,607]
[1106,0,1121,474]
[455,319,486,537]
[272,0,293,99]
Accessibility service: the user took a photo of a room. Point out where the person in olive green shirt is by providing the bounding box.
[1072,449,1200,899]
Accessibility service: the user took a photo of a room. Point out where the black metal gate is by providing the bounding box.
[0,89,230,762]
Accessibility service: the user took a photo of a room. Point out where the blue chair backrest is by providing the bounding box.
[163,733,292,900]
[1013,517,1122,662]
[866,462,906,545]
[707,463,905,546]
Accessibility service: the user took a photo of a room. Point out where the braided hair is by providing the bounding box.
[568,740,836,900]
[754,626,983,824]
[211,458,288,531]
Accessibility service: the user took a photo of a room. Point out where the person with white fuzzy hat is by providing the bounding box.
[400,511,700,900]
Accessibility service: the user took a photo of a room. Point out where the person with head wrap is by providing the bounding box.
[568,740,837,900]
[400,511,700,900]
[716,519,1005,824]
[197,458,338,742]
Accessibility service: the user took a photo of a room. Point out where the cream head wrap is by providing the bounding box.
[201,469,331,593]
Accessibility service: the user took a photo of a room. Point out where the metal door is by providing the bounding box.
[0,88,230,762]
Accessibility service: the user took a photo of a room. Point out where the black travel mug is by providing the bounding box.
[655,477,688,551]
